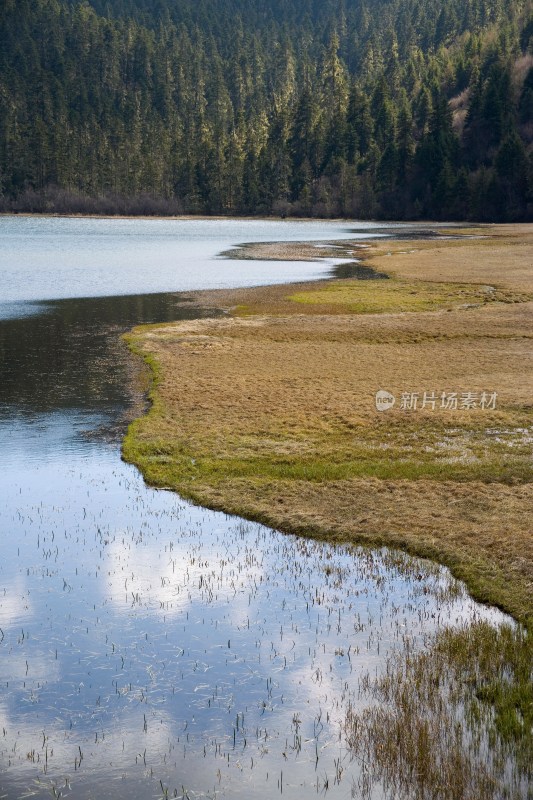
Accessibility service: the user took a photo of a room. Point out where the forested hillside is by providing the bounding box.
[1,0,533,219]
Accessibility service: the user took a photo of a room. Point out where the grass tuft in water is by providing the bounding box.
[346,622,532,800]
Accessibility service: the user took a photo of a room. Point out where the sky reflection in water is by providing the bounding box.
[0,441,507,800]
[0,218,510,799]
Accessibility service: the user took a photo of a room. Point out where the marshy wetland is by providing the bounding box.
[0,217,531,799]
[1,448,514,799]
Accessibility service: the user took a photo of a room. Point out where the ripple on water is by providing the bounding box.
[0,443,511,800]
[0,218,519,799]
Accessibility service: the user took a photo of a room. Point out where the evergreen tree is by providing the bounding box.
[0,0,531,220]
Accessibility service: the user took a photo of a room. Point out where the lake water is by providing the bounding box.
[0,217,510,799]
[0,216,399,317]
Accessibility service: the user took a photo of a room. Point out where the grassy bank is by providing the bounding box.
[123,225,533,626]
[123,224,533,794]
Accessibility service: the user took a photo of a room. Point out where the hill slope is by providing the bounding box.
[1,0,532,219]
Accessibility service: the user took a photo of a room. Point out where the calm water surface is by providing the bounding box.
[0,216,398,315]
[0,218,509,799]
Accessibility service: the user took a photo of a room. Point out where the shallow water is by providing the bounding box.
[0,216,398,314]
[0,218,511,799]
[0,445,507,800]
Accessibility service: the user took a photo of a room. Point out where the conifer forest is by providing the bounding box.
[1,0,533,219]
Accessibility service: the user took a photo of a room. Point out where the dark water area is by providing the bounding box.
[0,292,218,418]
[0,218,510,800]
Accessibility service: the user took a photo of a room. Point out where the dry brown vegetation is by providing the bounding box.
[124,224,533,627]
[123,223,533,797]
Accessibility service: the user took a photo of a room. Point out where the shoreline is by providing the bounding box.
[0,211,304,221]
[123,223,533,629]
[0,210,486,227]
[0,211,380,222]
[122,223,533,783]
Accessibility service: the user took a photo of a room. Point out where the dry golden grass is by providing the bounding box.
[369,224,533,291]
[124,225,533,627]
